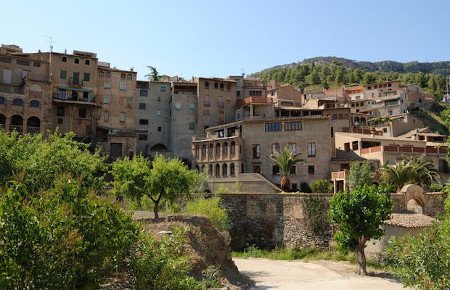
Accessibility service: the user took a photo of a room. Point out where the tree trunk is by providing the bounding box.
[153,201,159,219]
[280,176,290,191]
[356,239,367,275]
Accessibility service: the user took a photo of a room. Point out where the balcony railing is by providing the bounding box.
[236,96,272,107]
[9,125,23,133]
[53,92,96,103]
[26,126,41,134]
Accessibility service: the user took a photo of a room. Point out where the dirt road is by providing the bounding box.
[234,258,409,290]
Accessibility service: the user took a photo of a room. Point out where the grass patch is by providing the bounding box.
[232,246,385,270]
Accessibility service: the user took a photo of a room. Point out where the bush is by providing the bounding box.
[311,179,333,193]
[185,196,229,232]
[0,179,138,289]
[130,228,203,290]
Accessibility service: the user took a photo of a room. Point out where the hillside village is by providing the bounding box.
[0,44,448,193]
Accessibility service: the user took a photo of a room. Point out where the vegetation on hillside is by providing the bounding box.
[252,58,449,99]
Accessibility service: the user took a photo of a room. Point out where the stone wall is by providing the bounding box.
[221,188,447,250]
[220,193,333,250]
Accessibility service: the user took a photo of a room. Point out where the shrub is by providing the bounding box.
[0,179,138,289]
[201,265,223,288]
[311,179,333,193]
[130,228,203,290]
[185,196,229,232]
[300,182,312,193]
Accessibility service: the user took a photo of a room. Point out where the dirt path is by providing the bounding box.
[234,258,409,290]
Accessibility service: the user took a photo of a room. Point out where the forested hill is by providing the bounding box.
[251,57,450,99]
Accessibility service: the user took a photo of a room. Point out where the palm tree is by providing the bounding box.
[270,147,303,191]
[381,160,413,191]
[407,155,440,188]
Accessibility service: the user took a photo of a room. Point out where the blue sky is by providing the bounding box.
[1,0,449,80]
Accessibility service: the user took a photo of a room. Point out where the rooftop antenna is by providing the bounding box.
[48,36,56,52]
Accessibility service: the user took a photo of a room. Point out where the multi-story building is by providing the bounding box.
[266,80,304,107]
[135,80,172,156]
[96,62,137,158]
[194,77,237,137]
[192,116,333,190]
[171,82,198,162]
[0,45,52,134]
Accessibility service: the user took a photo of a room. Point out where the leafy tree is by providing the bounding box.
[112,155,198,218]
[407,155,440,188]
[311,179,333,193]
[0,178,138,289]
[329,185,392,275]
[0,131,106,193]
[381,160,412,191]
[146,66,160,81]
[347,162,372,192]
[270,146,303,191]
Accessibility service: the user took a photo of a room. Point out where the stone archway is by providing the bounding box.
[400,184,426,214]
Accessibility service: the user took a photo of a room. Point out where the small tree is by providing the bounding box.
[270,147,303,191]
[112,155,198,218]
[147,155,197,218]
[347,162,372,192]
[311,179,333,193]
[329,185,392,275]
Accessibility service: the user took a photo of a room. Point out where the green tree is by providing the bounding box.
[146,66,160,81]
[270,147,303,191]
[311,179,333,193]
[112,155,198,218]
[347,162,372,192]
[381,160,412,191]
[329,185,392,275]
[407,155,440,188]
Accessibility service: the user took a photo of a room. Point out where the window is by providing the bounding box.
[289,143,297,154]
[119,81,126,90]
[57,106,65,117]
[227,84,231,92]
[158,126,162,132]
[157,96,161,102]
[62,56,67,62]
[272,165,279,175]
[29,100,40,108]
[290,166,296,174]
[265,122,282,132]
[0,96,6,104]
[352,141,359,150]
[160,85,167,92]
[284,121,302,131]
[139,89,148,97]
[57,118,63,124]
[98,71,104,77]
[253,165,261,174]
[252,144,260,159]
[175,103,181,110]
[33,61,41,67]
[272,143,281,153]
[139,119,148,125]
[103,111,110,122]
[74,58,79,64]
[119,112,125,122]
[127,74,132,80]
[139,103,146,110]
[78,107,86,118]
[102,96,110,104]
[60,70,67,79]
[204,81,209,89]
[307,142,316,157]
[308,165,315,174]
[2,69,12,83]
[72,72,80,84]
[138,133,148,141]
[214,82,218,89]
[156,109,161,116]
[104,81,111,89]
[331,127,334,137]
[85,59,90,65]
[120,73,126,79]
[189,103,195,110]
[83,73,90,82]
[189,122,195,130]
[344,142,350,151]
[219,83,224,91]
[12,98,23,106]
[126,97,132,108]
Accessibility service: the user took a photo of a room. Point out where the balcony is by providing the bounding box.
[26,126,41,134]
[53,92,97,105]
[9,125,23,133]
[236,96,272,107]
[0,84,25,95]
[359,145,447,156]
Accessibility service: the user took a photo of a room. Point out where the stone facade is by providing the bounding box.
[220,188,446,250]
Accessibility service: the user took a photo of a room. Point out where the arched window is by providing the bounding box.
[215,164,220,176]
[74,58,80,64]
[27,116,41,128]
[222,163,228,176]
[222,142,228,157]
[0,96,6,104]
[272,143,281,153]
[195,145,200,158]
[85,59,90,65]
[202,145,207,159]
[12,98,24,106]
[230,163,235,176]
[231,142,236,156]
[215,143,221,158]
[209,144,214,158]
[29,100,40,108]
